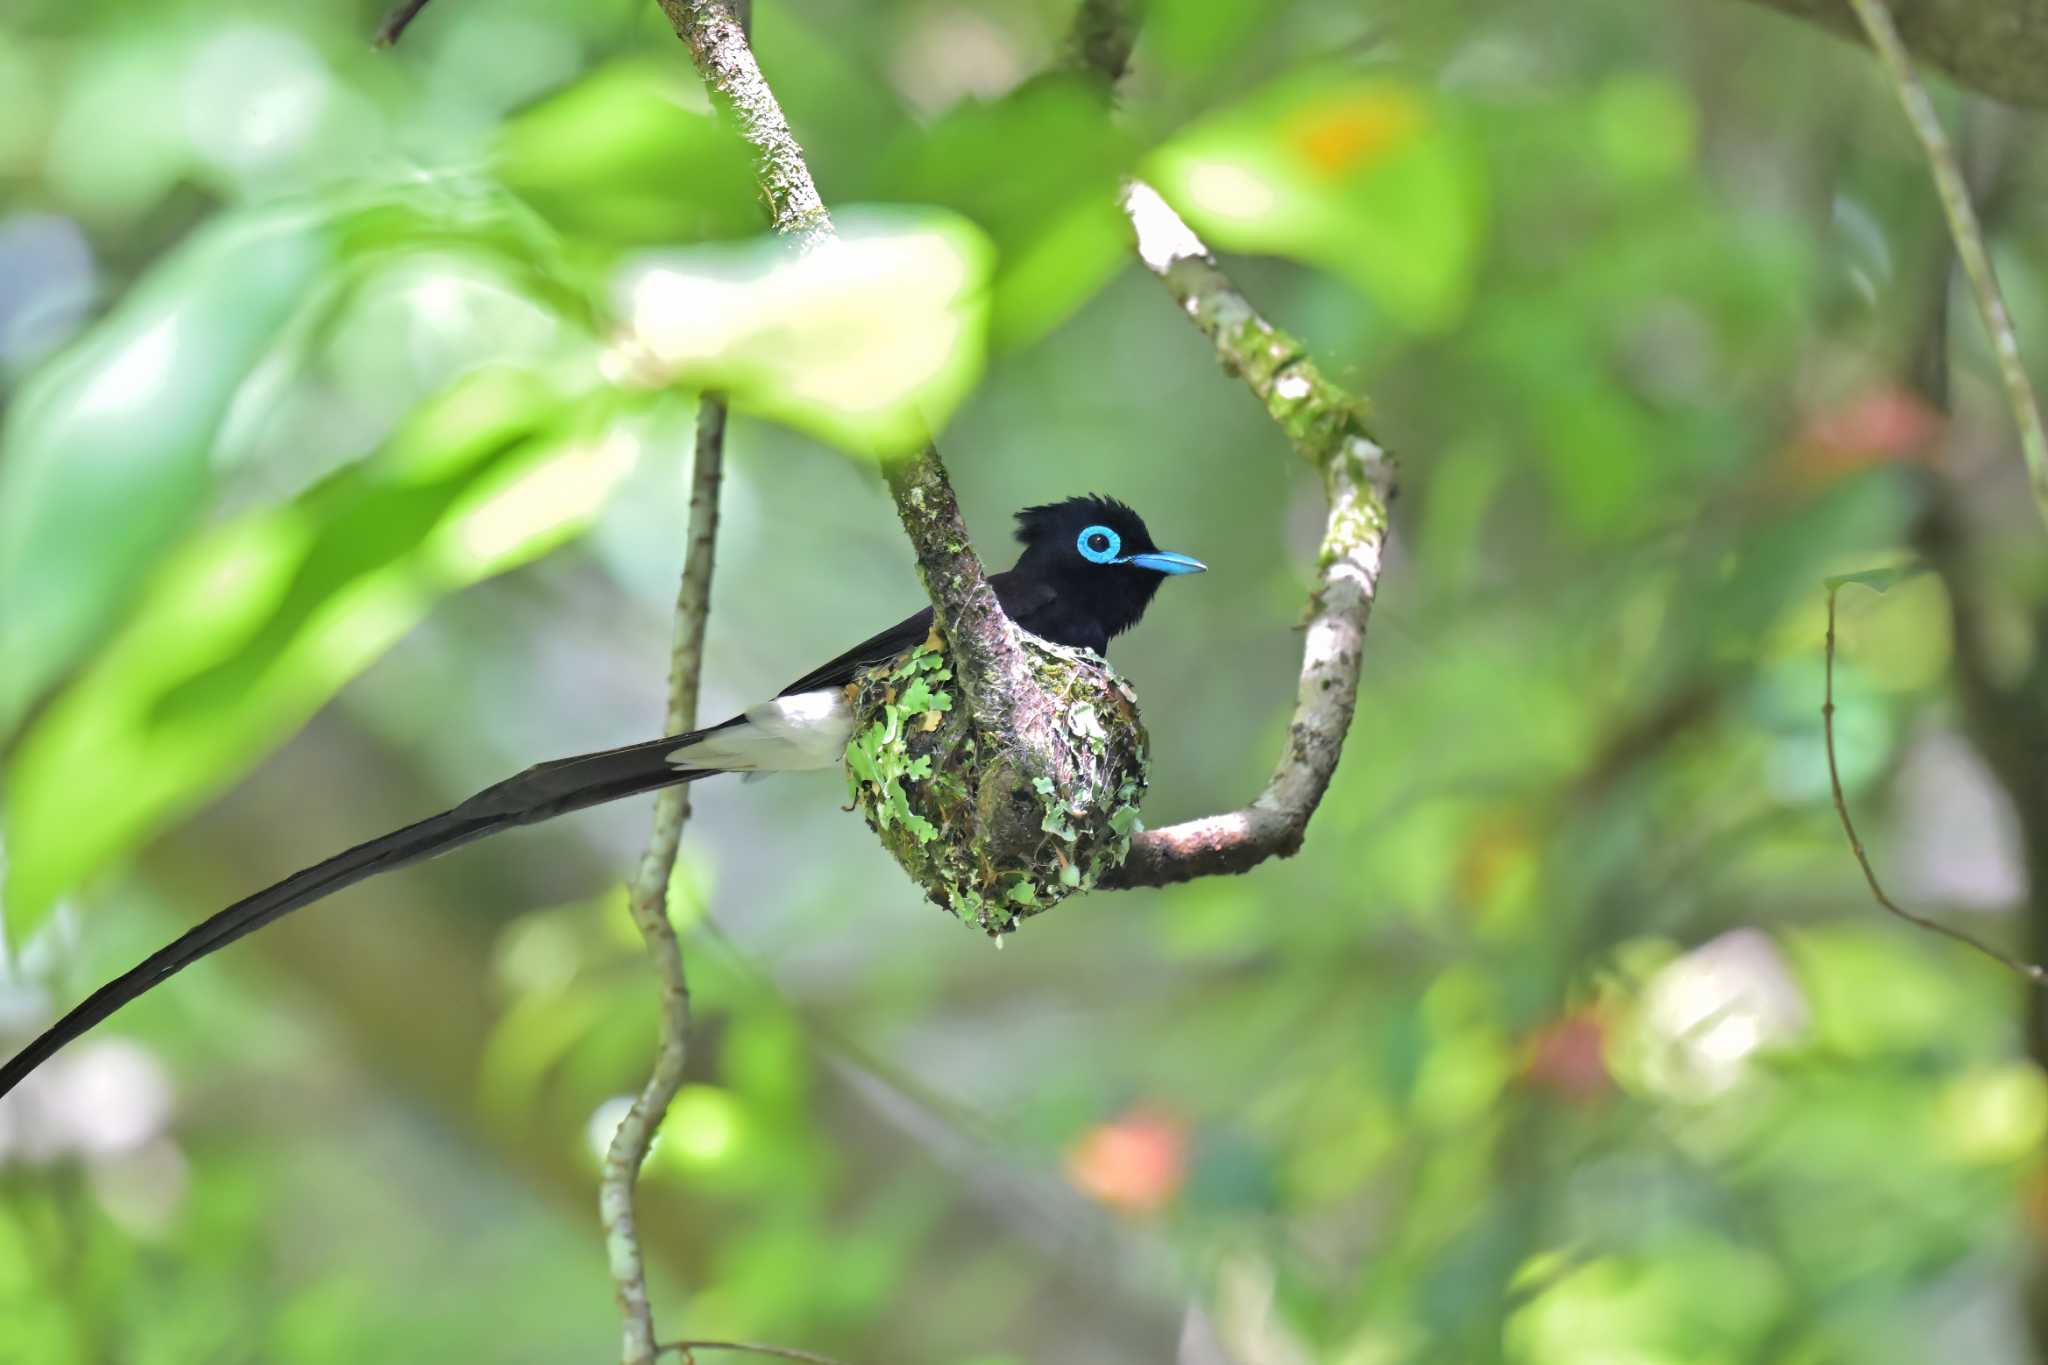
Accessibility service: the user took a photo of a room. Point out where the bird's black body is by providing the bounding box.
[0,496,1201,1100]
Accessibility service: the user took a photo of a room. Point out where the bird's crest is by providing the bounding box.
[1014,494,1143,546]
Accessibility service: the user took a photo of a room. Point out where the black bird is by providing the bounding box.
[0,495,1203,1099]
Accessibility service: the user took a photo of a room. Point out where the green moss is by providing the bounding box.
[844,630,1149,937]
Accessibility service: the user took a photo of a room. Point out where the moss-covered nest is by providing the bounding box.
[844,629,1148,937]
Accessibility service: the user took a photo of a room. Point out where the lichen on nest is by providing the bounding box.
[844,629,1149,937]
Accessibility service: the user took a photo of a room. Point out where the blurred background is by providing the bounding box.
[4,0,2048,1360]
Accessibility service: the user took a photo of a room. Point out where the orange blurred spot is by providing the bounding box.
[1065,1106,1188,1213]
[2020,1163,2048,1240]
[1786,386,1944,486]
[1520,1009,1612,1105]
[1454,811,1536,908]
[1287,89,1422,178]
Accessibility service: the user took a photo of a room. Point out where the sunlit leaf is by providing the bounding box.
[1146,74,1486,330]
[618,208,992,457]
[0,206,327,734]
[2,366,653,934]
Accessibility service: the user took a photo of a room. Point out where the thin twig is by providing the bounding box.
[371,0,436,48]
[600,397,727,1365]
[660,1339,848,1365]
[1846,0,2048,534]
[1822,584,2046,985]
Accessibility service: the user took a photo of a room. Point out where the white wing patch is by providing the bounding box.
[666,689,856,772]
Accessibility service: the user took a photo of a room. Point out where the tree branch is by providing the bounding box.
[1844,0,2048,534]
[1060,2,1395,887]
[599,398,726,1365]
[654,0,1040,747]
[1064,0,1145,85]
[1733,0,2048,108]
[371,0,437,48]
[1099,185,1393,886]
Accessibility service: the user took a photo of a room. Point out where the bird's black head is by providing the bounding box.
[1009,494,1205,654]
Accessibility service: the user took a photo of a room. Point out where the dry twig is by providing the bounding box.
[660,1339,848,1365]
[1822,582,2046,985]
[599,400,727,1363]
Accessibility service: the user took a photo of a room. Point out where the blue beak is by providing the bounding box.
[1124,550,1207,576]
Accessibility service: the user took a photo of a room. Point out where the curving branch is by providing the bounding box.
[1060,0,1393,888]
[599,398,726,1364]
[1733,0,2048,109]
[1100,185,1393,886]
[654,0,1041,746]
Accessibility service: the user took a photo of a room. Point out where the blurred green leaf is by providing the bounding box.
[0,179,602,742]
[619,208,992,457]
[496,59,763,248]
[3,365,652,934]
[0,206,327,735]
[1147,74,1486,330]
[1148,0,1270,75]
[874,76,1138,349]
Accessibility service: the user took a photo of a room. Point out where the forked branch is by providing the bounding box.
[654,0,1042,745]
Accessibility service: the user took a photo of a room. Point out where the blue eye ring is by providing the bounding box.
[1076,524,1121,564]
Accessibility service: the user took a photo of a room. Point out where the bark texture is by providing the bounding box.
[1739,0,2048,107]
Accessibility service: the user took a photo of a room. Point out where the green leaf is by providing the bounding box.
[620,208,993,457]
[1147,0,1268,75]
[1146,74,1487,331]
[0,206,328,734]
[872,77,1138,349]
[496,59,763,247]
[0,178,599,741]
[2,366,648,935]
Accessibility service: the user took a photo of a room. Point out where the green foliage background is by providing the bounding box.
[3,0,2047,1361]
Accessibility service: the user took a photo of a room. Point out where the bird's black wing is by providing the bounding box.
[776,604,935,697]
[773,571,1059,698]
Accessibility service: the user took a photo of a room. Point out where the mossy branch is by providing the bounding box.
[1095,187,1393,885]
